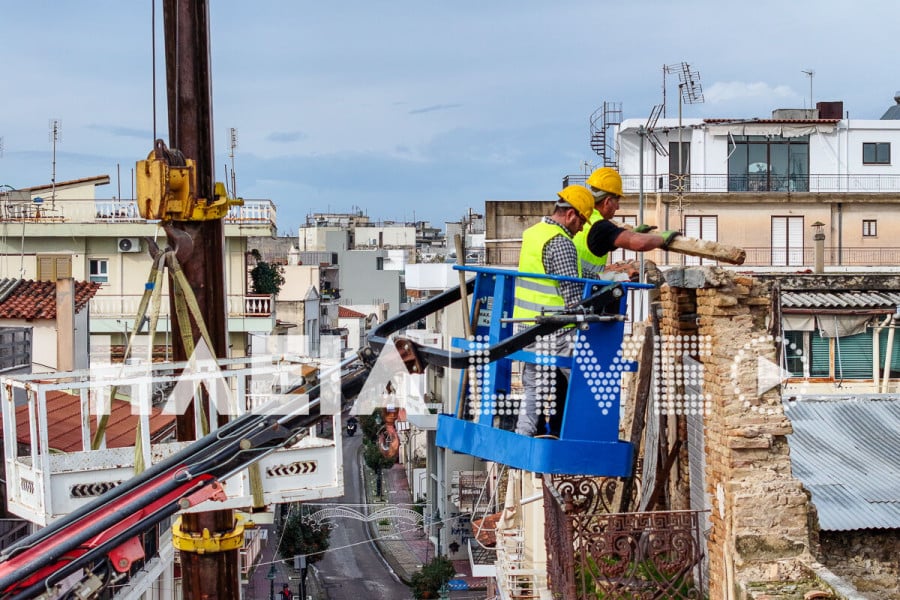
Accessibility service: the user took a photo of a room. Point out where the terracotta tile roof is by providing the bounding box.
[338,306,367,319]
[0,279,101,320]
[14,390,175,453]
[17,175,110,193]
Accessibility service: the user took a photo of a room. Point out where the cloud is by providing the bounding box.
[86,124,153,140]
[266,131,308,143]
[407,103,463,115]
[704,81,797,105]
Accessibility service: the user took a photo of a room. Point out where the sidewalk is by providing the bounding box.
[362,458,489,596]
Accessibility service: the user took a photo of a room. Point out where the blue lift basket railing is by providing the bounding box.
[432,266,653,476]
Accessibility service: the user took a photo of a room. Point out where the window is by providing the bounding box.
[36,254,72,282]
[727,135,809,192]
[683,216,718,265]
[863,219,878,237]
[771,216,804,266]
[863,142,890,165]
[89,259,109,283]
[668,142,691,191]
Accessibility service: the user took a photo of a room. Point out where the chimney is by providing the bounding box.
[812,221,826,274]
[816,101,844,119]
[56,278,76,371]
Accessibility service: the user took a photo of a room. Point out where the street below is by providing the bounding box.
[314,418,413,599]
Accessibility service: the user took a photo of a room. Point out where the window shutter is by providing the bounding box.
[56,256,72,279]
[37,257,53,281]
[772,217,787,266]
[787,216,803,266]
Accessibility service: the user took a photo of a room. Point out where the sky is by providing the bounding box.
[2,1,898,235]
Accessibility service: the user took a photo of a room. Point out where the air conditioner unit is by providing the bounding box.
[117,237,141,253]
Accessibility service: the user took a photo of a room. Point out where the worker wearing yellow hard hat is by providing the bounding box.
[512,184,593,437]
[573,167,679,275]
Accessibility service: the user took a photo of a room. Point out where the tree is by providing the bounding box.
[250,259,285,296]
[363,438,397,472]
[277,505,331,565]
[410,556,455,599]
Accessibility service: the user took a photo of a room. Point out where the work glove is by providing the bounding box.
[659,230,680,248]
[633,223,657,233]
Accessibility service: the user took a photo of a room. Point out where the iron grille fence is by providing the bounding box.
[543,475,706,600]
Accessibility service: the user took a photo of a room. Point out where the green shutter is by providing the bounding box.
[810,333,830,377]
[876,330,900,375]
[834,332,874,379]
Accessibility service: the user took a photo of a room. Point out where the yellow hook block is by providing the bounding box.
[136,140,243,222]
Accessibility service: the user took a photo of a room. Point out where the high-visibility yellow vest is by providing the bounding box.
[513,220,581,321]
[572,209,608,274]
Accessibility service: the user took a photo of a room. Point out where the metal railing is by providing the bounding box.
[90,294,274,318]
[563,173,900,194]
[543,475,706,600]
[487,244,900,268]
[0,197,277,226]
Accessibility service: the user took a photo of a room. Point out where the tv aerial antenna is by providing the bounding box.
[801,69,814,109]
[227,127,239,198]
[49,119,61,209]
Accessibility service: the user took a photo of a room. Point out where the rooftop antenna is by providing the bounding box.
[801,69,814,110]
[228,127,239,197]
[672,63,704,264]
[49,119,61,209]
[636,103,667,284]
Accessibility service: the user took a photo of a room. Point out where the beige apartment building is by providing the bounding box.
[0,175,277,359]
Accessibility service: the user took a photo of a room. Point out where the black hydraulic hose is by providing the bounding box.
[0,410,265,560]
[366,280,625,370]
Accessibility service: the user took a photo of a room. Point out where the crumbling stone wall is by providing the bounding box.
[661,267,816,599]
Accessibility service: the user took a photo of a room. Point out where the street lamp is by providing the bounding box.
[266,563,277,600]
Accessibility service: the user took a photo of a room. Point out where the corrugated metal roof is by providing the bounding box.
[785,397,900,530]
[781,290,900,310]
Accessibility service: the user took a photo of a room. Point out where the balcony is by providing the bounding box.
[91,293,272,318]
[486,245,900,269]
[0,196,277,227]
[563,173,900,194]
[90,294,275,334]
[542,475,706,599]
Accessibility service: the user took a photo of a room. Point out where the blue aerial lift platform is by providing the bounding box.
[430,266,652,476]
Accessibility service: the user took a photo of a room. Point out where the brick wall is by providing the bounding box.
[661,267,815,599]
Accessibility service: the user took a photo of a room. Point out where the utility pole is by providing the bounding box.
[162,0,238,596]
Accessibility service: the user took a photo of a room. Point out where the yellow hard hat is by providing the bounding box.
[556,185,594,220]
[586,167,623,198]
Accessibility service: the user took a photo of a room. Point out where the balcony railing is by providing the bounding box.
[0,197,276,226]
[486,245,900,268]
[543,475,706,600]
[563,173,900,194]
[90,294,273,319]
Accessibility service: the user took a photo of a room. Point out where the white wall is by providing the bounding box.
[405,264,461,290]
